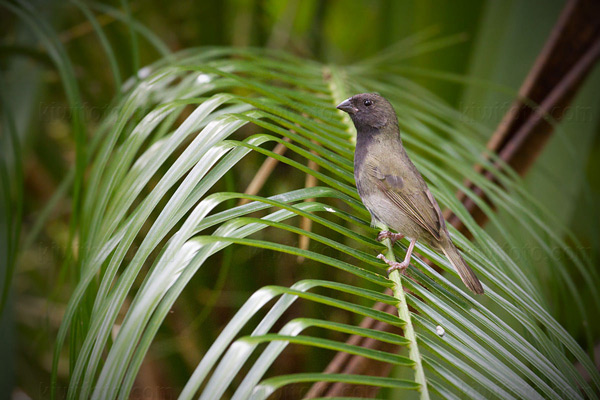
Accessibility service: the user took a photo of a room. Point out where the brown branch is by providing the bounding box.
[238,138,291,206]
[304,295,399,398]
[297,143,319,263]
[575,342,600,382]
[448,0,600,233]
[306,0,600,397]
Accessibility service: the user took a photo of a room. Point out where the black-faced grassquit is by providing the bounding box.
[337,93,484,294]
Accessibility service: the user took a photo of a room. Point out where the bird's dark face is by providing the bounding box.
[336,93,396,130]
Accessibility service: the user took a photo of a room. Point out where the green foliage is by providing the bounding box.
[43,46,597,398]
[2,1,599,399]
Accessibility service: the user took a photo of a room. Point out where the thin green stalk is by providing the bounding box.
[120,0,140,81]
[382,229,429,400]
[324,65,429,395]
[323,66,355,141]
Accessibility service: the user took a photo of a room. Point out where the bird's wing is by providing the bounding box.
[367,163,442,241]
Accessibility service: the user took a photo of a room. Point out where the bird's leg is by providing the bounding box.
[377,230,404,245]
[377,238,417,275]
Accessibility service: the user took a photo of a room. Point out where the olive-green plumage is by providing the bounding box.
[337,93,484,294]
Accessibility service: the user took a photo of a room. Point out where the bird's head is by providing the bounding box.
[336,93,396,130]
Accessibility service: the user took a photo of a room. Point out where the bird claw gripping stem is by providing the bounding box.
[377,253,409,276]
[377,231,404,245]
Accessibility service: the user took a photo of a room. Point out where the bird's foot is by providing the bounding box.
[377,253,409,276]
[377,231,404,244]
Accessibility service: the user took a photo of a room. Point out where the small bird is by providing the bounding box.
[337,93,484,294]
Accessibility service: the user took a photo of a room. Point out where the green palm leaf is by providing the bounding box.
[45,41,598,400]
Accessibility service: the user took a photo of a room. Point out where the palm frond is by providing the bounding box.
[45,41,599,399]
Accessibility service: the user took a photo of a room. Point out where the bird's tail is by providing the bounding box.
[440,239,484,295]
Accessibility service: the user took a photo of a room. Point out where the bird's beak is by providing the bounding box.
[336,98,358,114]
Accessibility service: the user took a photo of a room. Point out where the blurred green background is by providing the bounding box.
[1,0,598,398]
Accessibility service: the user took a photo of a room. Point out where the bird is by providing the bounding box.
[336,93,484,294]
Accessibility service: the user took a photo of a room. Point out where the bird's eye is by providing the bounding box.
[364,99,372,107]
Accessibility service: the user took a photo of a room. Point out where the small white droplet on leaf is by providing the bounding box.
[325,207,335,213]
[196,73,212,84]
[436,325,445,337]
[137,66,152,79]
